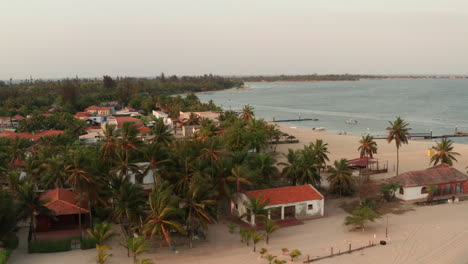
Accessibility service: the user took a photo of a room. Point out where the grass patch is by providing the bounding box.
[80,237,97,250]
[0,248,12,264]
[341,199,414,216]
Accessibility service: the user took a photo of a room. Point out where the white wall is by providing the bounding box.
[396,186,428,201]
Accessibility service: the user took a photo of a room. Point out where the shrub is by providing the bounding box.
[0,248,12,264]
[3,234,19,250]
[80,237,97,250]
[28,238,71,253]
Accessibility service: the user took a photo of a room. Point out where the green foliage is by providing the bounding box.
[380,183,401,202]
[264,218,279,244]
[259,247,268,257]
[227,223,237,234]
[28,238,72,253]
[87,222,114,246]
[430,138,459,166]
[80,237,97,250]
[358,135,378,158]
[289,249,302,261]
[344,206,380,230]
[327,159,354,196]
[265,254,276,264]
[0,190,18,248]
[0,248,12,264]
[96,244,112,264]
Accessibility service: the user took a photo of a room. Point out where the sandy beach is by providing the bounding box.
[10,125,468,264]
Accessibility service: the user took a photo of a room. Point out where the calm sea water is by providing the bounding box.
[196,79,468,143]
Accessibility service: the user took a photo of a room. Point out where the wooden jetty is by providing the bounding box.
[273,118,319,123]
[374,130,468,140]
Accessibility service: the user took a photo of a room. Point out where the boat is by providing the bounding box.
[346,119,358,124]
[313,127,325,131]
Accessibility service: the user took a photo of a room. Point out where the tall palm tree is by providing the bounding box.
[327,159,354,196]
[183,178,217,248]
[144,182,186,248]
[386,117,411,176]
[110,177,146,236]
[243,195,269,226]
[41,155,67,188]
[430,138,459,166]
[249,153,278,184]
[142,143,170,184]
[227,165,253,193]
[17,182,54,241]
[100,123,120,163]
[279,149,302,186]
[307,139,330,169]
[358,135,378,158]
[240,105,254,121]
[149,116,173,146]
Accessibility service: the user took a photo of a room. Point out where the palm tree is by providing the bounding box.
[243,194,269,226]
[425,184,437,203]
[110,177,146,237]
[279,149,302,186]
[96,244,112,264]
[87,221,115,246]
[142,143,170,184]
[430,138,459,166]
[358,135,378,158]
[149,116,173,146]
[266,254,277,264]
[100,123,120,164]
[327,159,354,196]
[308,139,330,169]
[227,165,253,193]
[17,182,54,241]
[144,182,186,248]
[125,236,152,264]
[183,179,217,248]
[289,249,302,262]
[240,105,254,121]
[249,153,278,184]
[386,117,411,176]
[264,218,279,244]
[251,231,264,252]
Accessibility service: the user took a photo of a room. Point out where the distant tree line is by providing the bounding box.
[0,74,243,116]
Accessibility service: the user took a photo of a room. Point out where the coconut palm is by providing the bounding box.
[16,182,54,241]
[100,123,120,163]
[358,135,378,158]
[344,206,380,230]
[289,249,302,262]
[149,116,173,146]
[243,194,270,226]
[144,182,186,248]
[96,244,112,264]
[380,183,401,202]
[430,138,459,166]
[240,105,254,121]
[183,178,217,248]
[260,248,268,258]
[251,231,264,252]
[266,254,277,264]
[227,165,253,193]
[279,149,302,186]
[308,139,330,169]
[142,143,170,184]
[425,184,437,203]
[87,221,115,246]
[264,218,279,244]
[386,117,411,176]
[125,236,152,264]
[327,159,354,196]
[249,153,278,184]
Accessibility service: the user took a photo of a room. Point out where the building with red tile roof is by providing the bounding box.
[232,185,324,226]
[36,188,90,233]
[0,130,65,142]
[388,164,468,201]
[74,111,93,120]
[85,105,111,116]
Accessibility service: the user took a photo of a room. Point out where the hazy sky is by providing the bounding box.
[2,0,468,79]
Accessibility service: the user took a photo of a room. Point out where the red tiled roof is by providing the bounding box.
[244,185,323,206]
[74,112,93,118]
[85,105,100,110]
[13,115,25,120]
[40,188,89,215]
[1,130,64,141]
[0,117,9,120]
[41,113,53,117]
[347,157,378,167]
[388,164,468,187]
[138,126,150,134]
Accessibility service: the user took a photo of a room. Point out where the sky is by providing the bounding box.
[1,0,468,79]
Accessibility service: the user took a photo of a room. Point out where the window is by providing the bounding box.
[421,187,427,194]
[308,204,313,210]
[235,203,238,210]
[399,187,404,195]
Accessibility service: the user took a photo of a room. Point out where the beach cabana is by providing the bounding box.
[347,157,388,175]
[388,164,468,201]
[232,185,324,226]
[36,188,90,234]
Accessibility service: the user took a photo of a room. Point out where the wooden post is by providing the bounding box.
[349,243,351,253]
[330,247,333,256]
[307,255,310,263]
[386,215,388,238]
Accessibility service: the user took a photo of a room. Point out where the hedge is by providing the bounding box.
[80,237,96,250]
[3,235,19,250]
[28,238,71,253]
[0,249,12,264]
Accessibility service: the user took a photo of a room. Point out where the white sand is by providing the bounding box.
[10,126,468,264]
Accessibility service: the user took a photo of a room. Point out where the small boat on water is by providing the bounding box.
[346,119,358,124]
[313,127,325,131]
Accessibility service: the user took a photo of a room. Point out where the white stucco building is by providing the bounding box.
[388,164,468,201]
[232,185,324,226]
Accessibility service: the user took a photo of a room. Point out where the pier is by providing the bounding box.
[273,117,319,123]
[374,130,468,140]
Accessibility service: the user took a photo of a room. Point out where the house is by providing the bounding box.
[85,105,111,116]
[151,110,173,127]
[36,188,90,233]
[128,162,156,192]
[232,185,324,226]
[388,164,468,201]
[115,107,140,117]
[179,111,221,124]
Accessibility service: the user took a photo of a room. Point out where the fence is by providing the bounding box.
[303,241,377,263]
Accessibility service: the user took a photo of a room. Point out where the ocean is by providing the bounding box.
[196,79,468,143]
